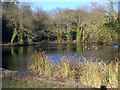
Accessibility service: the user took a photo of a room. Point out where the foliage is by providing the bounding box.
[2,1,119,44]
[2,1,35,44]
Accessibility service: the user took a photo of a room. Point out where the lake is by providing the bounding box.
[2,43,118,72]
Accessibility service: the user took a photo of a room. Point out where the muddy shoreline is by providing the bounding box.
[1,41,119,47]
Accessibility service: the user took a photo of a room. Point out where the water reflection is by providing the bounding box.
[2,43,118,71]
[2,46,34,71]
[67,43,71,53]
[57,44,62,53]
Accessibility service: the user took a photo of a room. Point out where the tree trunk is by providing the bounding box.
[18,21,23,44]
[76,26,82,42]
[11,21,17,44]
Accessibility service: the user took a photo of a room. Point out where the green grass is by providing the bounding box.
[27,51,119,88]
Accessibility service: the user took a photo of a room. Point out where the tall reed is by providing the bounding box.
[27,51,119,88]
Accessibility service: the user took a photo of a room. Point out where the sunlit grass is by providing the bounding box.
[27,51,119,88]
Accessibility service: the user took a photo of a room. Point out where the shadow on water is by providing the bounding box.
[2,43,118,71]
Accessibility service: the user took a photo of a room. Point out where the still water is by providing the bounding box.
[2,43,118,71]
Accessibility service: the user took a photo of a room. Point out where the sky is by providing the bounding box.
[18,0,119,12]
[31,2,92,11]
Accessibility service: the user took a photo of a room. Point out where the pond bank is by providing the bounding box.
[1,69,98,89]
[1,41,119,47]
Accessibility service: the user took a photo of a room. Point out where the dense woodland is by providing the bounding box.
[1,1,120,45]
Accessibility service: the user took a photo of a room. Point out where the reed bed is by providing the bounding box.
[27,51,119,88]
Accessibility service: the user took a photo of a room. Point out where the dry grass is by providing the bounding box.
[27,51,119,88]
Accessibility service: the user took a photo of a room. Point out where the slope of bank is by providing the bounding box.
[1,69,98,89]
